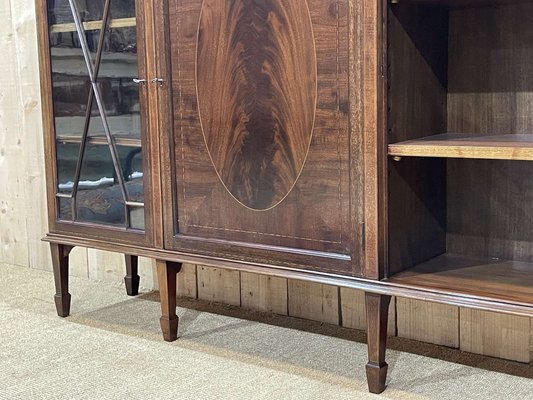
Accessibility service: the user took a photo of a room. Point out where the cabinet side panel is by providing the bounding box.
[387,5,448,275]
[448,4,533,136]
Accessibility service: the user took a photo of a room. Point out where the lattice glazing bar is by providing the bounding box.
[67,0,131,226]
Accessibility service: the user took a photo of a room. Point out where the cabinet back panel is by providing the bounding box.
[387,4,449,275]
[448,160,533,262]
[448,3,533,134]
[447,4,533,262]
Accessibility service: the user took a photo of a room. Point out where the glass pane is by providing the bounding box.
[97,26,141,141]
[123,146,144,203]
[48,0,144,229]
[50,29,87,192]
[48,0,136,24]
[56,142,81,194]
[74,141,143,226]
[58,197,72,220]
[48,0,74,25]
[74,143,121,226]
[111,0,137,19]
[80,0,136,22]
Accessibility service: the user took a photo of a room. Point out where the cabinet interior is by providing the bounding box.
[386,0,533,302]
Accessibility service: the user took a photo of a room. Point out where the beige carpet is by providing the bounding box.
[0,263,532,399]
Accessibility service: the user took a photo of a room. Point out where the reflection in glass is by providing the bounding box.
[50,28,140,142]
[48,0,136,24]
[48,0,144,229]
[48,0,75,25]
[73,143,141,226]
[58,196,72,220]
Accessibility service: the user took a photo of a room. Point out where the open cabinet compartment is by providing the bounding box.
[385,0,533,305]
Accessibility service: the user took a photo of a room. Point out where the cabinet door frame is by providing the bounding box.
[364,0,389,280]
[36,0,160,247]
[154,0,374,276]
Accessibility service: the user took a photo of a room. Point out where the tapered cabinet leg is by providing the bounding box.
[156,260,182,342]
[365,292,392,394]
[50,243,73,317]
[124,255,140,296]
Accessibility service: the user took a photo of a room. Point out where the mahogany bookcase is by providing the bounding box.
[36,0,533,393]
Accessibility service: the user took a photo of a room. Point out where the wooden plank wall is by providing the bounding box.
[0,0,531,365]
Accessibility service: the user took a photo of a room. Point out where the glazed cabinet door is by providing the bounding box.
[159,0,365,275]
[39,0,155,245]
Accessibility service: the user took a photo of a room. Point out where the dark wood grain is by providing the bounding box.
[386,4,448,276]
[197,0,317,210]
[448,159,533,262]
[124,254,140,296]
[50,243,73,317]
[365,293,391,394]
[141,0,165,250]
[387,253,533,305]
[38,0,533,395]
[387,3,533,274]
[448,3,533,135]
[363,0,388,280]
[446,5,533,263]
[157,260,182,342]
[349,0,368,278]
[166,0,358,275]
[46,232,533,318]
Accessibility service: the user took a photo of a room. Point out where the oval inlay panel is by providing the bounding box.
[196,0,317,210]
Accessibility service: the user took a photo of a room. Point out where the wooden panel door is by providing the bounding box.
[160,0,363,275]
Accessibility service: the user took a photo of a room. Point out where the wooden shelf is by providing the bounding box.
[57,134,141,148]
[388,133,533,161]
[386,253,533,305]
[50,17,136,34]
